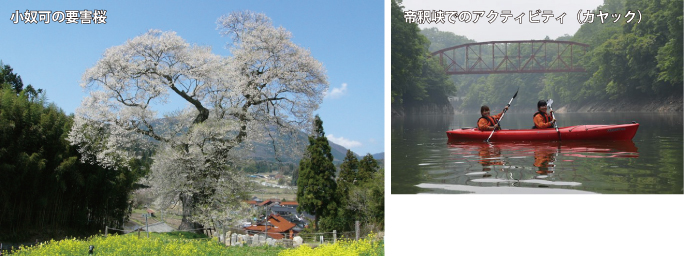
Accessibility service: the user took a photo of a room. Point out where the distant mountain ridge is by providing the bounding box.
[146,117,382,164]
[249,130,383,164]
[327,141,383,161]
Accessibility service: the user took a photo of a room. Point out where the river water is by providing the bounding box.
[391,112,683,194]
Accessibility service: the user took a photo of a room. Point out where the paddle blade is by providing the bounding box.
[512,89,519,99]
[547,98,553,107]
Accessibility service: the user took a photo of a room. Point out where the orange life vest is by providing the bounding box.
[532,111,552,129]
[479,115,498,126]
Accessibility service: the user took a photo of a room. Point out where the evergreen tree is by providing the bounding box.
[330,150,360,231]
[0,63,25,93]
[291,167,299,186]
[328,151,384,232]
[338,150,359,188]
[296,115,338,230]
[358,153,379,182]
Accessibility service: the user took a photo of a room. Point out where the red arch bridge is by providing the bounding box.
[431,40,590,75]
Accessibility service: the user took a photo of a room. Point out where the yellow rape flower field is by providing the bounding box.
[4,232,383,256]
[280,233,384,256]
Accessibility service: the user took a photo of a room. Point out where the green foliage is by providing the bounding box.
[324,153,384,233]
[419,57,456,106]
[391,0,427,104]
[0,63,25,93]
[0,67,143,241]
[458,73,544,113]
[417,0,682,112]
[337,150,359,196]
[291,167,299,186]
[296,115,338,230]
[544,0,682,103]
[391,0,455,108]
[352,170,384,230]
[357,154,379,183]
[420,27,476,52]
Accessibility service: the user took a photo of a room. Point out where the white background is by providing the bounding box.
[384,1,684,255]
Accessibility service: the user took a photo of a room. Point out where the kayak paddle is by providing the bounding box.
[547,99,561,141]
[485,88,518,143]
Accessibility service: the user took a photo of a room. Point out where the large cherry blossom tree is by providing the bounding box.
[68,11,328,231]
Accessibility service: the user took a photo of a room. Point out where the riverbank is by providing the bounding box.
[554,94,683,113]
[391,103,454,117]
[443,95,683,114]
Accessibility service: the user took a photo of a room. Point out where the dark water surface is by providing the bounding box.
[391,112,683,194]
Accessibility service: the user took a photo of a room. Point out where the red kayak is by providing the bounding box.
[447,123,639,141]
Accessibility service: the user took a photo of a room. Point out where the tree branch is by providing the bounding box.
[163,74,210,124]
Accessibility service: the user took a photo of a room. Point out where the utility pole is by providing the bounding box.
[265,205,268,238]
[143,213,149,238]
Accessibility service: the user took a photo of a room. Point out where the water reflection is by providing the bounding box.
[420,140,639,193]
[394,112,682,194]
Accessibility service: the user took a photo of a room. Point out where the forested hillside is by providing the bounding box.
[396,0,682,114]
[543,0,682,111]
[391,0,456,116]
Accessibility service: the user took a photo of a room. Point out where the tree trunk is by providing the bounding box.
[314,214,319,231]
[178,193,204,234]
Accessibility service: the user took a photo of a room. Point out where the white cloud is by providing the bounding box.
[324,83,348,99]
[327,134,362,148]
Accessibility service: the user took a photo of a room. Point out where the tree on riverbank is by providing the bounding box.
[540,0,682,106]
[391,0,455,114]
[68,11,328,233]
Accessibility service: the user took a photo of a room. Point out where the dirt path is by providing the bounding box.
[127,209,182,232]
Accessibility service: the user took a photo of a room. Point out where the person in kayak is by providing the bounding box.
[533,100,556,129]
[478,105,509,131]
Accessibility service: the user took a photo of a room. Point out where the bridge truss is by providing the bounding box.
[431,40,590,75]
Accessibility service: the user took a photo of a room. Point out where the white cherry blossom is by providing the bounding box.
[68,11,328,229]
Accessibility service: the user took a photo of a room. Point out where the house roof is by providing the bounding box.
[243,214,297,239]
[244,226,287,239]
[271,206,298,214]
[268,214,296,232]
[258,199,281,206]
[280,201,298,206]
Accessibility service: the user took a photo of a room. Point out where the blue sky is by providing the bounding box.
[0,0,385,155]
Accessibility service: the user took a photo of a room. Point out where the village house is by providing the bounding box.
[243,199,311,236]
[244,214,298,239]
